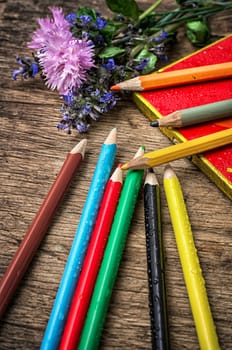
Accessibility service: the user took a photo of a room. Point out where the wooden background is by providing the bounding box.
[0,1,231,349]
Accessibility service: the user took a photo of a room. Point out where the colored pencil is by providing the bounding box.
[163,165,220,350]
[144,168,169,350]
[78,146,145,350]
[59,164,123,350]
[110,61,232,91]
[40,128,117,350]
[121,128,232,170]
[0,139,87,319]
[150,99,232,128]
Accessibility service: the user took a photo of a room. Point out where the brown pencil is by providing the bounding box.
[150,99,232,128]
[0,139,87,319]
[110,62,232,91]
[121,128,232,170]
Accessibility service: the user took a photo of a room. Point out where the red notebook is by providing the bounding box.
[133,34,232,200]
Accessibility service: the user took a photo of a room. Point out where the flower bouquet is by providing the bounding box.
[12,0,232,133]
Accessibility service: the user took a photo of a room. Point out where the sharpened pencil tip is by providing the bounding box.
[110,85,121,91]
[144,168,159,186]
[134,145,145,159]
[70,139,87,157]
[163,164,176,179]
[121,146,145,171]
[104,128,117,144]
[121,164,128,171]
[110,164,123,183]
[150,120,159,127]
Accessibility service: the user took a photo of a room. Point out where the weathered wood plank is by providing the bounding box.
[0,1,231,349]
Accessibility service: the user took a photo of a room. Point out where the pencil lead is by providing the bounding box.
[150,120,159,127]
[110,85,120,91]
[121,164,128,171]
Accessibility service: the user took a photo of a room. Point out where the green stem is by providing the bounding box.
[129,22,181,59]
[138,0,163,21]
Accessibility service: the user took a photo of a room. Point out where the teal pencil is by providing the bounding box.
[78,146,145,350]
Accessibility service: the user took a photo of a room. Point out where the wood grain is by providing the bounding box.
[0,1,231,349]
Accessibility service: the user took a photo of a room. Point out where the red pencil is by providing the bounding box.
[0,139,87,319]
[59,164,123,350]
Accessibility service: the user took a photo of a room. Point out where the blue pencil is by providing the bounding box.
[40,128,117,350]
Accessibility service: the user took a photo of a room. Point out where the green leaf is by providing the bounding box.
[76,6,97,21]
[136,48,157,74]
[106,0,140,19]
[98,46,126,59]
[186,20,210,47]
[101,21,116,43]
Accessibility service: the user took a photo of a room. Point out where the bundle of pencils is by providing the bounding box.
[1,124,229,350]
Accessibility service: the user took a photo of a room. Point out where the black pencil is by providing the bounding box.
[144,168,169,350]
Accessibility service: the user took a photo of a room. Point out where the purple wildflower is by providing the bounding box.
[28,7,95,94]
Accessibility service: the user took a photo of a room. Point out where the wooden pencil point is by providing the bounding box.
[70,139,87,157]
[163,165,175,179]
[144,169,159,186]
[134,145,145,158]
[105,128,117,144]
[110,165,123,183]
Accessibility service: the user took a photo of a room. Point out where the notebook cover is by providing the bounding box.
[133,34,232,200]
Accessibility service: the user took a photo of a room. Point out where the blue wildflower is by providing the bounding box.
[78,15,92,26]
[62,92,74,106]
[154,43,168,63]
[95,15,107,30]
[12,56,39,80]
[103,58,116,71]
[154,30,169,42]
[82,104,92,115]
[56,122,71,134]
[76,123,89,133]
[134,58,150,71]
[65,13,77,26]
[99,92,117,111]
[99,92,113,103]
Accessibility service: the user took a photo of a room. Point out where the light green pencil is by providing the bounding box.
[150,98,232,128]
[78,146,145,350]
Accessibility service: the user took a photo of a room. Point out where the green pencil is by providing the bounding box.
[78,146,145,350]
[150,99,232,128]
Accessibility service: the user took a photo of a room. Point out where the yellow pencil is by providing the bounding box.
[163,165,220,350]
[121,128,232,170]
[110,61,232,91]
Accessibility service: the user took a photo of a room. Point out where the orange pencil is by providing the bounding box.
[110,62,232,91]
